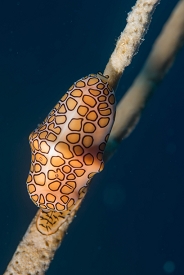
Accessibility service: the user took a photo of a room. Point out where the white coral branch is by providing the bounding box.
[4,0,162,274]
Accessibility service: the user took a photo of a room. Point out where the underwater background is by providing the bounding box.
[0,0,184,274]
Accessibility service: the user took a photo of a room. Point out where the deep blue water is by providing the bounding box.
[0,0,184,274]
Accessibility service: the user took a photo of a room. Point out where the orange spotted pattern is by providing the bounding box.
[27,72,116,234]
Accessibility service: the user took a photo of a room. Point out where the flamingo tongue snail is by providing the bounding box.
[26,72,116,235]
